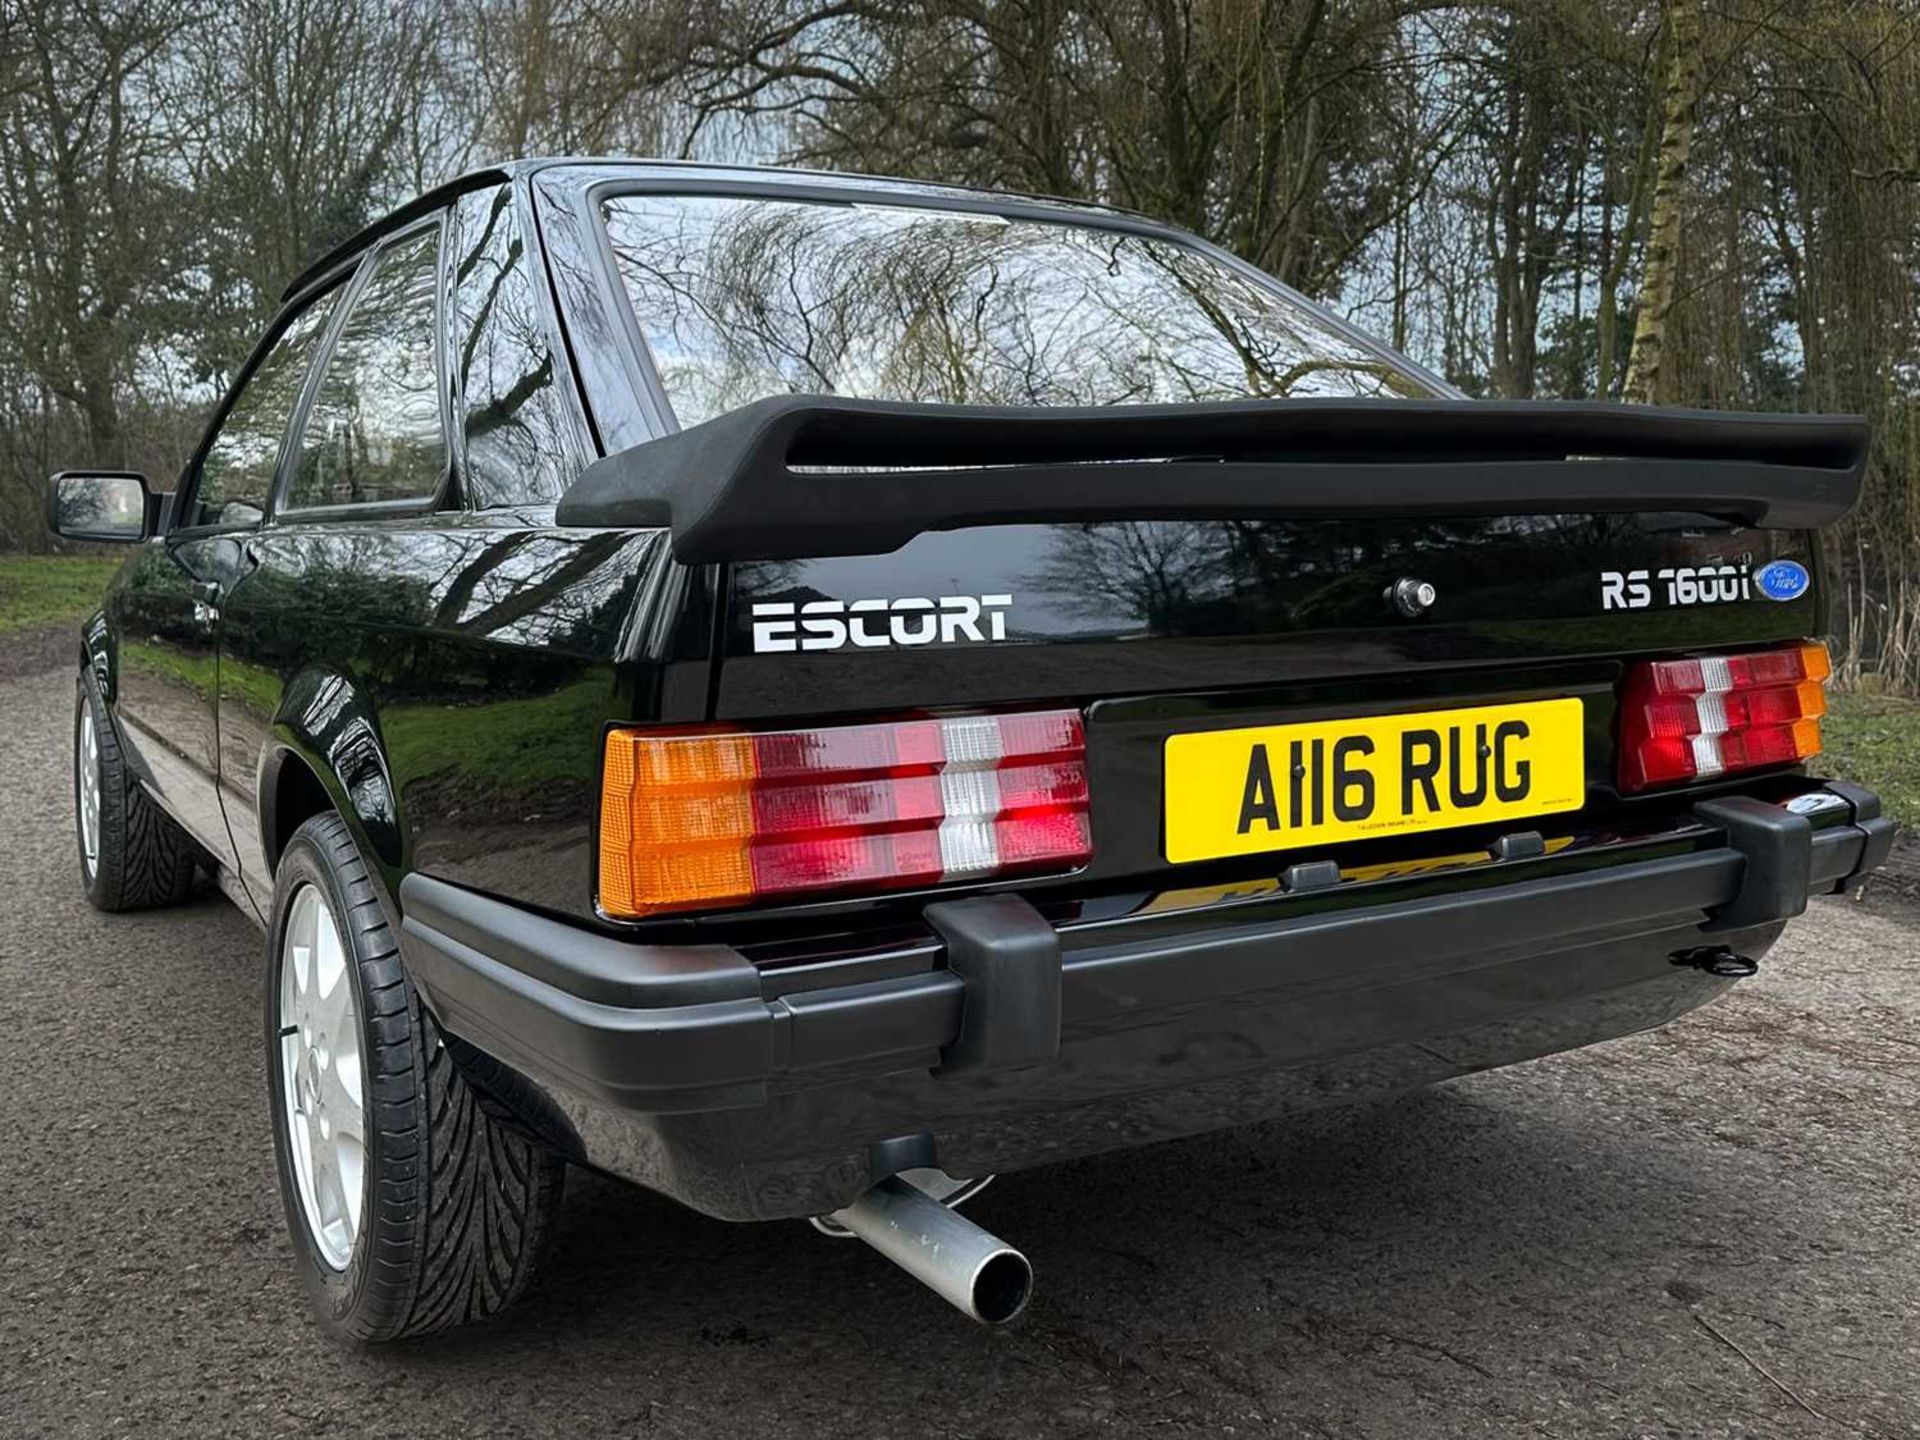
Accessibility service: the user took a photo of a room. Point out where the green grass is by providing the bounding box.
[0,555,122,634]
[1817,690,1920,828]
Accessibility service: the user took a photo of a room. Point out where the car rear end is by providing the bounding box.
[397,172,1891,1249]
[401,412,1888,1228]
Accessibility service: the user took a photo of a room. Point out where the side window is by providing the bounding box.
[450,186,575,508]
[192,289,338,528]
[285,226,446,511]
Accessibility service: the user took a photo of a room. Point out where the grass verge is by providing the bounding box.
[1818,690,1920,828]
[0,555,122,635]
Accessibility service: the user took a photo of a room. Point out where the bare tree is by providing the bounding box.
[171,0,448,384]
[1622,0,1705,404]
[0,0,190,459]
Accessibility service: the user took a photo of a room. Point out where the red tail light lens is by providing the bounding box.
[1618,641,1830,792]
[599,709,1091,917]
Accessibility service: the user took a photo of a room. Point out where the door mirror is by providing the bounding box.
[47,471,155,543]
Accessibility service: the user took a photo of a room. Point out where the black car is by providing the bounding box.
[48,159,1890,1338]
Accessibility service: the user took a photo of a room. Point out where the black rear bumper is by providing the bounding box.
[398,782,1891,1219]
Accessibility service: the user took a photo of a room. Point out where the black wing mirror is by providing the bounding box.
[47,471,158,543]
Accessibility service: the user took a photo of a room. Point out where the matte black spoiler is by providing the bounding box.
[554,395,1870,563]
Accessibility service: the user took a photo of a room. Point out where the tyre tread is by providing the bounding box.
[271,812,562,1341]
[75,675,196,912]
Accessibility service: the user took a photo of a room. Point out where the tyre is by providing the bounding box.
[73,671,198,911]
[265,811,564,1340]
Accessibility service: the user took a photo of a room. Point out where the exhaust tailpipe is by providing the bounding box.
[828,1174,1032,1324]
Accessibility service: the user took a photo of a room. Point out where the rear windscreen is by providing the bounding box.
[601,193,1436,427]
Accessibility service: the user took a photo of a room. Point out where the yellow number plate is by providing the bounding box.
[1163,698,1586,864]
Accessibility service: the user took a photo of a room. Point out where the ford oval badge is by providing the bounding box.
[1754,559,1811,603]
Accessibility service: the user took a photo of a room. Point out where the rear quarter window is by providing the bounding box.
[450,185,578,508]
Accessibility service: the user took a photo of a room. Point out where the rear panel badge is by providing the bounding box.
[750,594,1013,653]
[1600,560,1809,611]
[1754,559,1812,602]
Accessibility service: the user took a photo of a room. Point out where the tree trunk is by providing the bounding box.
[1623,0,1707,405]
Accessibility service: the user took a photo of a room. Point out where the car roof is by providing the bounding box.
[280,158,1149,302]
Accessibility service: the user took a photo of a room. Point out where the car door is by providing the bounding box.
[217,220,452,907]
[111,287,341,876]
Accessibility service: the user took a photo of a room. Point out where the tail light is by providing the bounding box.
[1617,641,1830,792]
[597,709,1091,918]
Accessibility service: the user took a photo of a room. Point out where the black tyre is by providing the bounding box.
[73,671,197,911]
[265,812,564,1340]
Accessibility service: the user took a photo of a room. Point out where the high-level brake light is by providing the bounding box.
[1617,641,1830,792]
[598,709,1091,918]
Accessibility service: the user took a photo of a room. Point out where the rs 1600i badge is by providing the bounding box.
[1600,560,1810,611]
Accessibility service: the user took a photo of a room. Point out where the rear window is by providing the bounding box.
[601,194,1434,428]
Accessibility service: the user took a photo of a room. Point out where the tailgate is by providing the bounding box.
[555,391,1863,721]
[712,513,1824,717]
[576,395,1865,893]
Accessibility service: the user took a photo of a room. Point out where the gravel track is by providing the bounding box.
[2,650,1915,1439]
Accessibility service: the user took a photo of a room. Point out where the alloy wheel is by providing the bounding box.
[76,704,100,879]
[278,883,368,1271]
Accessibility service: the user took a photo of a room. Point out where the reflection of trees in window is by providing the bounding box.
[451,186,575,508]
[54,475,144,537]
[1028,516,1592,636]
[288,228,444,509]
[1027,523,1232,633]
[603,196,1433,428]
[196,289,339,525]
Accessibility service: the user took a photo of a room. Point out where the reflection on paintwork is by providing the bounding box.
[533,173,657,452]
[732,515,1816,649]
[215,515,682,918]
[1138,839,1579,916]
[111,536,248,873]
[235,520,657,651]
[332,716,395,836]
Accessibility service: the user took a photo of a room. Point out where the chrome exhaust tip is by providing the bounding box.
[826,1174,1032,1325]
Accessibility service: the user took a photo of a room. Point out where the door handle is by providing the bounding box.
[191,579,223,606]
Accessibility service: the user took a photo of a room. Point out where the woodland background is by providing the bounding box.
[3,0,1918,688]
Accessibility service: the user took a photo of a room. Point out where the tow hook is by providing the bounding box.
[1671,945,1760,978]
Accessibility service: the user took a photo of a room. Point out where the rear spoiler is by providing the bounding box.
[554,395,1870,563]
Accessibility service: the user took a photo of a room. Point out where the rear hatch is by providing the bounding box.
[564,395,1865,908]
[717,511,1823,887]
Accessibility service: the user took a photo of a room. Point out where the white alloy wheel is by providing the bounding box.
[76,704,100,878]
[277,882,368,1271]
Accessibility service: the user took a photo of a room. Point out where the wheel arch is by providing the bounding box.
[261,749,335,878]
[260,666,408,916]
[80,609,113,703]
